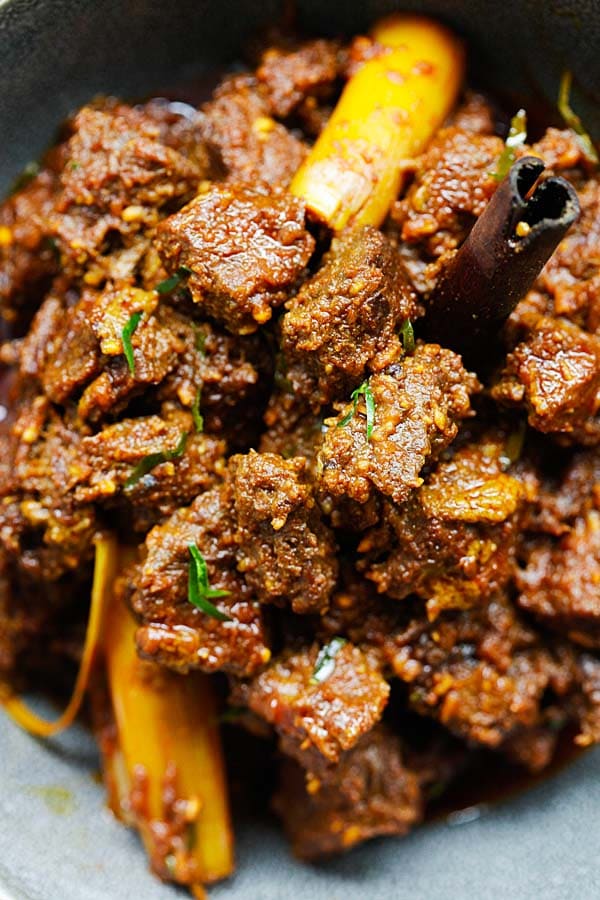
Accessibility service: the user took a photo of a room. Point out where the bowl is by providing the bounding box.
[1,1,600,898]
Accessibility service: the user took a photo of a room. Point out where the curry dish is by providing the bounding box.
[2,12,600,896]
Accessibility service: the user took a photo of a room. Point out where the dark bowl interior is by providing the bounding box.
[1,1,600,898]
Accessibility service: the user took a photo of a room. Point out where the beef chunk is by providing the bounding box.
[201,74,307,187]
[492,315,600,444]
[393,126,503,256]
[0,396,96,580]
[281,226,420,407]
[73,412,225,531]
[260,398,324,477]
[450,92,496,135]
[531,127,587,175]
[240,642,389,771]
[156,183,314,334]
[0,171,58,324]
[318,343,479,508]
[130,485,270,676]
[517,510,600,646]
[50,104,203,275]
[273,726,422,860]
[256,39,340,119]
[230,451,337,615]
[360,436,529,617]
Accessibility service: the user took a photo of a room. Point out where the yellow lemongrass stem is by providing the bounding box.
[104,582,233,887]
[290,14,465,230]
[1,533,118,737]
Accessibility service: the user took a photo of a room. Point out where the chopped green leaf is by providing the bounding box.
[193,325,207,356]
[558,71,599,165]
[187,543,232,621]
[400,318,415,353]
[124,431,188,489]
[121,311,143,376]
[192,387,204,433]
[310,637,347,685]
[337,379,376,441]
[155,265,193,295]
[492,109,527,181]
[11,160,40,194]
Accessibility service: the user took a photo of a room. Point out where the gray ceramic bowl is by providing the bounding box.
[2,1,600,898]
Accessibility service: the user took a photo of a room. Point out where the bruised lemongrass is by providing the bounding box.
[188,544,231,622]
[1,534,118,737]
[103,575,234,888]
[422,156,580,368]
[338,379,376,441]
[156,265,192,295]
[558,71,598,166]
[124,431,188,489]
[121,311,143,376]
[492,109,527,181]
[290,14,464,230]
[310,637,347,685]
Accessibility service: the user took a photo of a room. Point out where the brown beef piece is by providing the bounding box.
[522,447,600,536]
[256,39,340,119]
[230,451,337,615]
[393,126,503,257]
[73,412,225,532]
[450,92,496,135]
[241,642,389,771]
[0,170,58,324]
[492,314,600,444]
[130,484,270,677]
[534,178,600,332]
[0,396,96,580]
[273,726,422,860]
[517,510,600,646]
[318,343,479,509]
[201,74,307,187]
[281,226,420,407]
[360,436,529,617]
[260,397,324,477]
[531,128,587,175]
[155,183,314,334]
[50,104,203,274]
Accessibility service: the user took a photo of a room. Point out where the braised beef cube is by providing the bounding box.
[318,343,479,508]
[51,104,203,273]
[273,726,422,860]
[230,451,337,615]
[393,126,503,257]
[361,436,528,617]
[156,182,314,334]
[242,642,389,771]
[257,39,340,119]
[492,315,600,444]
[130,485,270,677]
[281,226,420,406]
[201,74,307,187]
[0,171,58,323]
[73,413,225,531]
[517,511,600,646]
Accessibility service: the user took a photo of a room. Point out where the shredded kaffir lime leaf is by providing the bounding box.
[558,71,598,165]
[194,325,207,356]
[155,265,192,295]
[187,543,232,621]
[192,387,204,433]
[337,379,376,441]
[400,318,415,353]
[124,431,188,489]
[121,311,143,376]
[11,160,40,194]
[493,109,527,181]
[310,637,347,684]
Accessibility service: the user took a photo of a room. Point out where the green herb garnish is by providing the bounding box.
[155,265,192,295]
[193,325,206,356]
[310,637,347,685]
[558,71,599,165]
[11,160,40,194]
[121,311,143,376]
[192,387,204,433]
[400,318,415,353]
[493,109,527,181]
[187,543,232,621]
[337,379,376,441]
[124,431,188,489]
